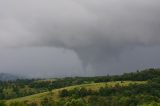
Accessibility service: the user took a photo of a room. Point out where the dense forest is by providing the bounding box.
[0,68,160,106]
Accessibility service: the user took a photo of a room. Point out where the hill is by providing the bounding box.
[6,81,146,104]
[0,73,20,81]
[0,68,160,106]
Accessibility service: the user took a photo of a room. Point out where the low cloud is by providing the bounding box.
[0,0,160,76]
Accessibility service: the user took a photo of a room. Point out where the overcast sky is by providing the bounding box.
[0,0,160,78]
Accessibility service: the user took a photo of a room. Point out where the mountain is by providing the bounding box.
[0,73,20,81]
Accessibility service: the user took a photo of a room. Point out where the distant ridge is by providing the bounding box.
[0,73,20,81]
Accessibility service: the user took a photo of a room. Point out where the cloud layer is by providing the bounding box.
[0,0,160,76]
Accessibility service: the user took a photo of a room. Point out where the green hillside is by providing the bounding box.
[0,68,160,106]
[6,81,146,104]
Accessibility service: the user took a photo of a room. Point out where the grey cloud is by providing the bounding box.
[0,0,160,76]
[0,47,83,78]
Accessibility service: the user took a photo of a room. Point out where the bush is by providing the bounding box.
[64,99,86,106]
[0,101,6,106]
[59,89,69,97]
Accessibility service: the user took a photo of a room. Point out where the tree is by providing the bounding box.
[64,99,86,106]
[60,89,69,97]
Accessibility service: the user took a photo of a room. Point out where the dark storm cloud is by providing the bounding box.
[0,0,160,76]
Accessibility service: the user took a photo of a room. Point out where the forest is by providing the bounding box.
[0,68,160,106]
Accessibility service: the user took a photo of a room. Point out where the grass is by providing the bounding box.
[6,81,146,104]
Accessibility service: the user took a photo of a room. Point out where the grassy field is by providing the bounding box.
[6,81,146,104]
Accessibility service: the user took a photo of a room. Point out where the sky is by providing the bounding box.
[0,0,160,78]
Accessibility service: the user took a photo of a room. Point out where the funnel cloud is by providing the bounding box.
[0,0,160,77]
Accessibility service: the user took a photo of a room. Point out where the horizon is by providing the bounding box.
[0,68,158,79]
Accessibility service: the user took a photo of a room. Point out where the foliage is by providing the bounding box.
[0,68,160,105]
